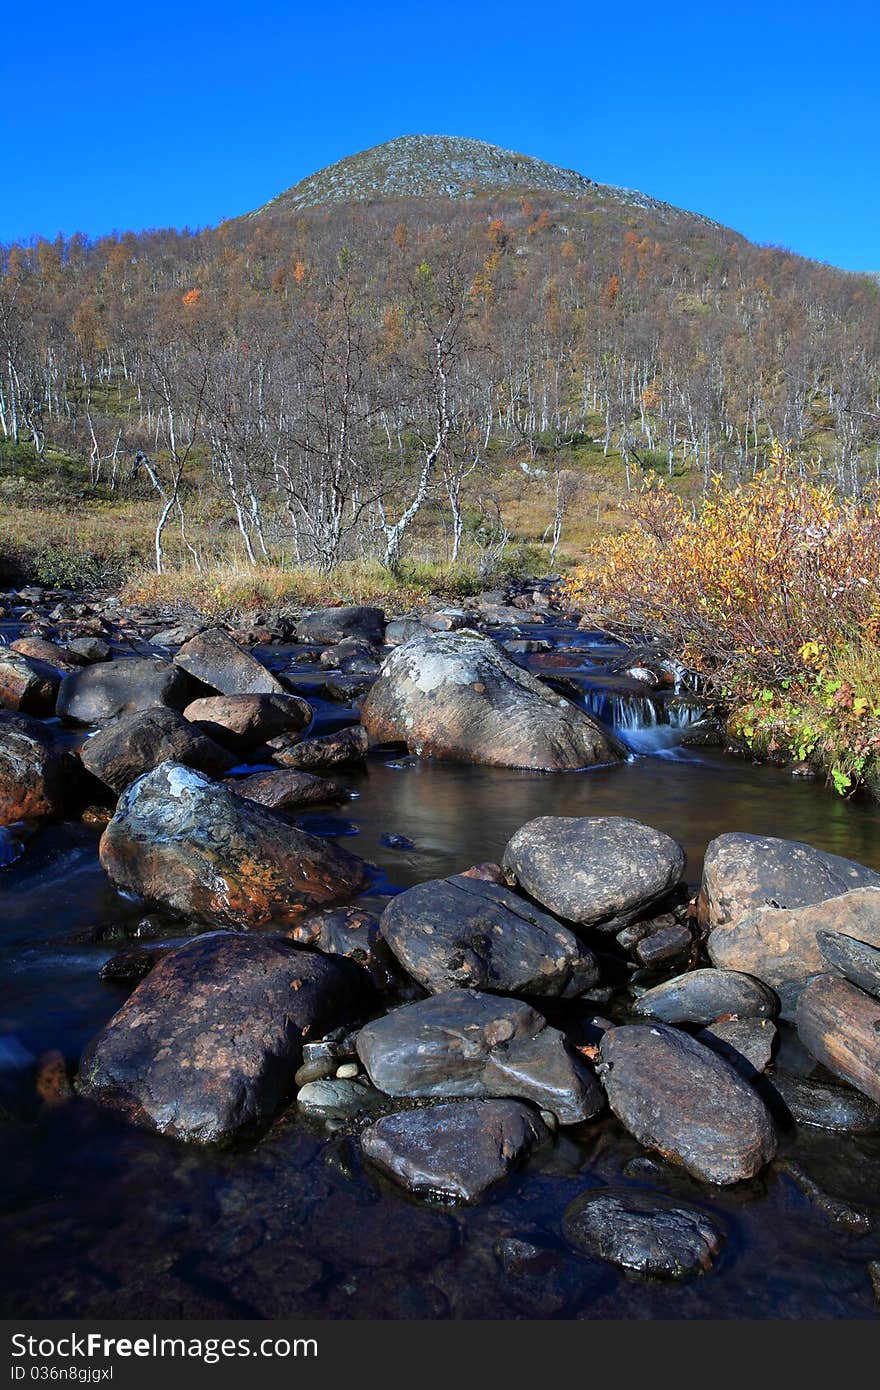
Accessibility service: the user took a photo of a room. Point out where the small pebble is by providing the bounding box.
[336,1062,359,1079]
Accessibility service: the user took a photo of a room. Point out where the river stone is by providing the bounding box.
[271,726,368,771]
[0,651,60,716]
[817,930,880,1001]
[57,657,190,724]
[80,708,235,793]
[99,761,370,928]
[361,631,623,771]
[379,873,600,998]
[290,906,398,992]
[66,636,112,663]
[795,975,880,1103]
[224,768,350,810]
[183,693,312,748]
[632,969,777,1025]
[297,1076,381,1118]
[769,1072,880,1133]
[502,816,685,931]
[385,618,432,645]
[562,1189,724,1279]
[707,888,880,1018]
[78,932,369,1141]
[696,1017,777,1075]
[598,1023,778,1184]
[295,606,385,646]
[699,832,880,929]
[174,627,285,696]
[11,636,83,672]
[361,1099,547,1202]
[0,712,66,823]
[356,989,603,1124]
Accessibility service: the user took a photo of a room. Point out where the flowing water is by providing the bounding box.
[1,622,879,1318]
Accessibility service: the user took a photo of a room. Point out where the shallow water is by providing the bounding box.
[2,630,880,1319]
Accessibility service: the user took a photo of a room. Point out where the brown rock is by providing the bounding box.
[80,707,235,793]
[0,711,66,823]
[795,974,880,1103]
[273,724,368,770]
[0,652,60,716]
[699,832,880,930]
[183,692,312,747]
[225,768,350,810]
[11,636,83,671]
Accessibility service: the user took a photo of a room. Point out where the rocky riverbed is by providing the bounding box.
[1,580,880,1318]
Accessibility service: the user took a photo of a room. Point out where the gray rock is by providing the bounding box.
[272,725,368,770]
[696,1018,777,1075]
[503,816,685,931]
[380,873,599,998]
[599,1023,778,1184]
[80,707,235,793]
[174,627,285,696]
[356,989,603,1124]
[183,692,312,747]
[295,606,385,646]
[361,1099,548,1202]
[224,768,350,811]
[57,657,190,724]
[297,1077,380,1118]
[769,1072,880,1133]
[632,969,777,1025]
[700,832,880,929]
[817,929,880,1001]
[562,1189,724,1278]
[66,637,112,663]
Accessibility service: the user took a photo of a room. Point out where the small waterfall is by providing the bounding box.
[580,685,709,758]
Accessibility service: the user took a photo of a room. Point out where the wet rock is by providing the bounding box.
[459,861,506,884]
[224,768,350,810]
[290,906,399,992]
[362,631,623,771]
[173,627,285,696]
[696,1018,777,1075]
[598,1023,778,1184]
[699,832,880,929]
[183,693,312,748]
[777,1159,872,1232]
[562,1189,723,1279]
[769,1072,880,1133]
[57,657,190,724]
[379,832,417,851]
[273,725,368,771]
[502,816,685,931]
[99,761,371,928]
[78,932,370,1142]
[795,975,880,1103]
[380,873,599,998]
[632,969,777,1025]
[295,606,385,646]
[361,1099,547,1202]
[0,712,66,823]
[98,945,170,983]
[80,708,235,793]
[0,651,60,716]
[357,989,603,1124]
[708,889,880,1018]
[297,1077,381,1118]
[66,636,112,663]
[633,921,693,967]
[817,929,880,1001]
[11,636,82,672]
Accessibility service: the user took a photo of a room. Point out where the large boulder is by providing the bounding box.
[0,652,60,716]
[361,631,623,771]
[78,932,370,1141]
[183,693,312,748]
[502,816,685,931]
[707,888,880,1018]
[57,657,190,724]
[379,873,599,998]
[80,708,235,793]
[598,1023,777,1184]
[0,712,66,823]
[699,833,880,930]
[99,761,370,927]
[795,975,880,1104]
[562,1189,724,1279]
[173,628,285,696]
[361,1099,547,1203]
[356,989,603,1124]
[295,606,385,646]
[632,968,778,1025]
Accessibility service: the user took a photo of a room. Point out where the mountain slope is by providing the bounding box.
[250,134,716,226]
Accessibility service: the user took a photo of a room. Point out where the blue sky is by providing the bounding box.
[3,0,878,270]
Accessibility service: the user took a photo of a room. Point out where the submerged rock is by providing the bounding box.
[562,1189,724,1279]
[0,712,66,824]
[80,707,235,793]
[502,816,685,931]
[361,1099,547,1202]
[795,974,880,1103]
[362,630,623,771]
[356,988,603,1124]
[770,1071,880,1133]
[632,968,777,1025]
[598,1023,778,1184]
[57,657,190,724]
[99,761,370,927]
[707,888,880,1018]
[699,833,880,930]
[184,692,312,747]
[173,627,285,696]
[380,873,599,998]
[78,932,370,1142]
